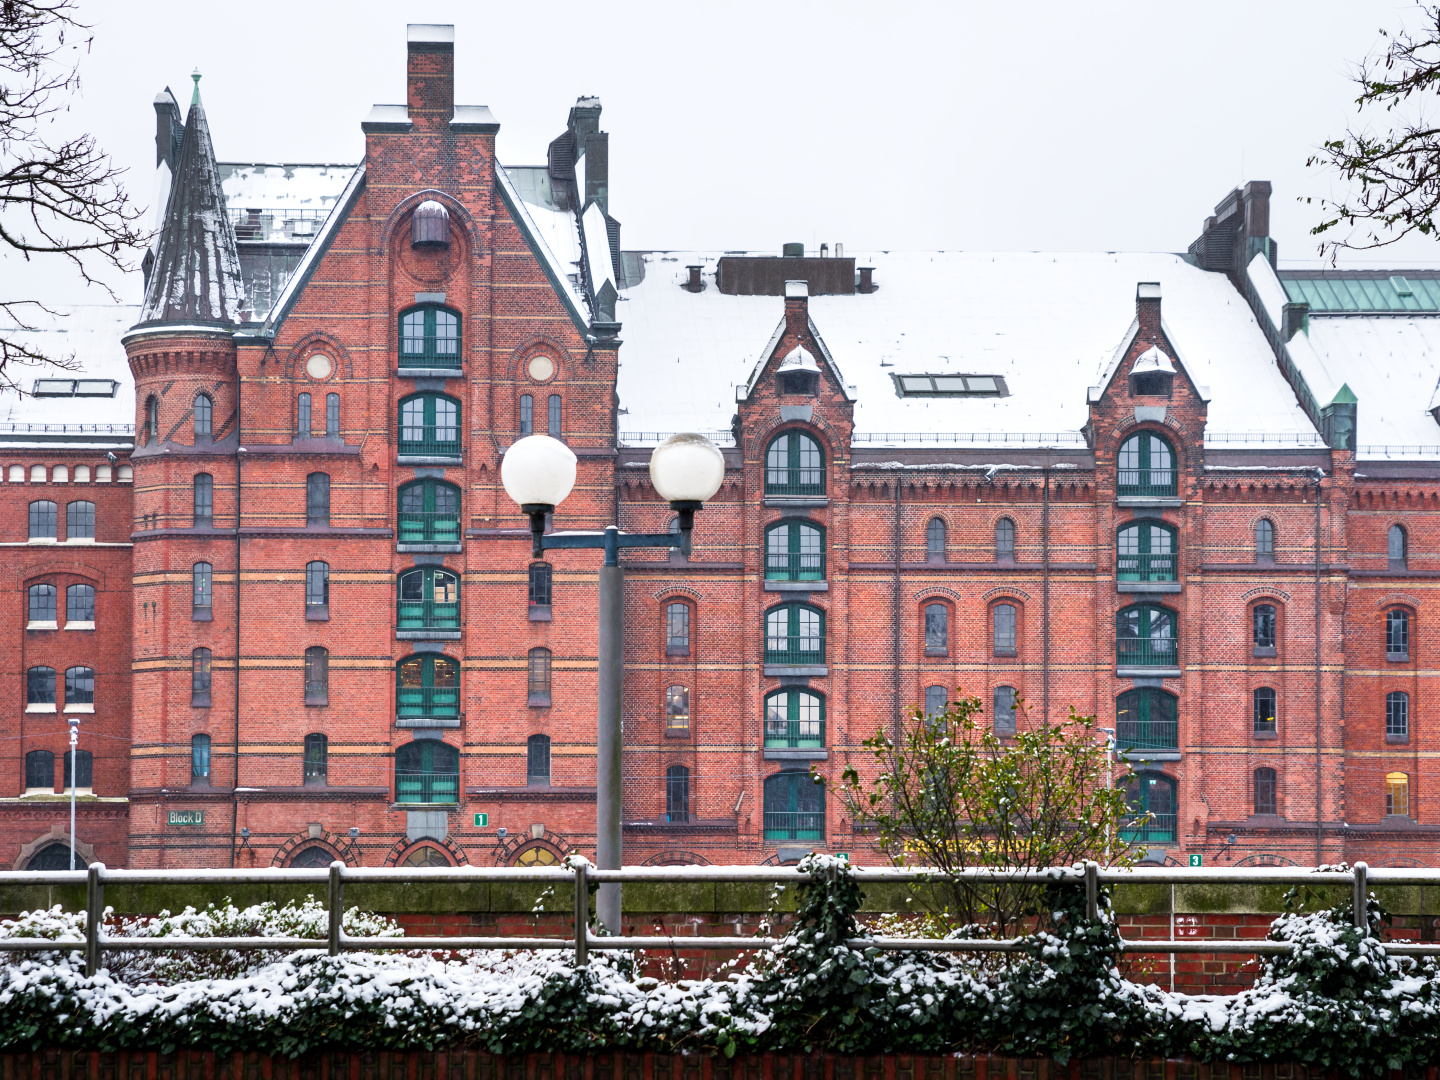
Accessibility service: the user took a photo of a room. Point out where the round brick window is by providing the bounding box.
[305,353,333,380]
[527,355,554,382]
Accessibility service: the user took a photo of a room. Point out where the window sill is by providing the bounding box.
[763,495,828,508]
[395,367,463,379]
[65,537,95,546]
[1388,652,1411,662]
[528,605,552,622]
[192,609,212,621]
[62,788,93,797]
[192,697,211,708]
[1253,729,1278,740]
[925,648,950,657]
[306,607,330,621]
[665,648,691,658]
[1122,750,1181,761]
[665,727,690,738]
[396,629,462,640]
[763,664,828,677]
[1117,581,1182,594]
[528,695,552,708]
[1116,495,1183,508]
[304,699,329,708]
[1117,666,1181,678]
[991,648,1015,658]
[22,788,55,797]
[397,455,462,467]
[395,716,460,729]
[764,748,827,760]
[26,621,57,631]
[26,537,57,545]
[64,703,94,713]
[397,543,463,554]
[64,622,95,631]
[1387,734,1411,744]
[1252,646,1277,658]
[764,581,829,592]
[25,704,56,713]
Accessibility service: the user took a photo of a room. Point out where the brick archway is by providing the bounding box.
[382,834,470,867]
[271,828,360,868]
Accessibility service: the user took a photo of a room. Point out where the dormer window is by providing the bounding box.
[1129,345,1175,397]
[779,370,818,395]
[893,374,1007,397]
[411,200,449,248]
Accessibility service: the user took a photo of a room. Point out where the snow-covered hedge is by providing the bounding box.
[0,859,1432,1073]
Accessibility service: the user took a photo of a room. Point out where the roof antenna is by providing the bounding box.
[190,68,202,105]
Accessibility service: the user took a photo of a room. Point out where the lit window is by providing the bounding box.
[397,567,460,630]
[893,374,1007,397]
[396,655,459,720]
[1253,687,1277,734]
[1386,771,1410,818]
[666,685,690,733]
[395,740,459,804]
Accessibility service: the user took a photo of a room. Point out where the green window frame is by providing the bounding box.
[764,602,825,665]
[764,430,824,495]
[1116,687,1178,750]
[1120,772,1176,844]
[1117,432,1177,496]
[398,479,461,545]
[764,518,825,580]
[398,393,461,458]
[395,654,460,720]
[398,305,461,368]
[763,770,824,840]
[397,567,460,630]
[395,739,459,804]
[764,688,826,748]
[1116,521,1177,581]
[1116,603,1177,667]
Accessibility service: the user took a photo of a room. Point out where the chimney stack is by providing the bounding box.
[153,88,182,169]
[857,266,876,293]
[407,24,454,122]
[685,265,703,292]
[1136,281,1161,335]
[784,279,808,335]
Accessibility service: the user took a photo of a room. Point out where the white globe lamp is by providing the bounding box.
[649,432,725,552]
[501,435,578,554]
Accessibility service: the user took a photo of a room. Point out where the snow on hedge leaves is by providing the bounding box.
[0,858,1434,1073]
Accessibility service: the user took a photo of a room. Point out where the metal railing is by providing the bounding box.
[1116,469,1177,497]
[766,550,825,580]
[761,812,825,841]
[395,686,460,720]
[398,512,462,546]
[764,633,826,666]
[764,472,825,497]
[398,341,461,368]
[0,422,134,435]
[1119,814,1177,843]
[1115,720,1178,751]
[1116,551,1176,582]
[394,771,459,804]
[398,426,461,458]
[764,718,826,749]
[1116,635,1178,667]
[4,862,1430,975]
[850,432,1088,446]
[396,598,460,630]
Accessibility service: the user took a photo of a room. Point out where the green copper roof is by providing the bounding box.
[1279,272,1440,313]
[1330,382,1357,405]
[191,68,201,105]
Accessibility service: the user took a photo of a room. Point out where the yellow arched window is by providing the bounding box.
[1386,772,1410,818]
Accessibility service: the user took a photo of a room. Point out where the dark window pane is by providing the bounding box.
[995,517,1014,559]
[528,648,551,702]
[193,474,213,526]
[926,517,946,559]
[1387,609,1410,657]
[527,734,551,786]
[528,563,552,607]
[28,583,56,623]
[547,394,561,437]
[66,584,94,623]
[29,500,56,539]
[64,749,92,789]
[1254,768,1277,816]
[667,603,691,654]
[25,750,53,789]
[192,649,211,703]
[304,733,328,784]
[993,685,1017,734]
[66,501,95,539]
[1255,519,1274,556]
[65,666,94,705]
[1390,525,1407,565]
[192,734,210,780]
[925,603,950,651]
[992,603,1015,654]
[1387,691,1409,738]
[924,685,947,717]
[326,393,339,438]
[1253,605,1276,649]
[307,473,330,526]
[666,765,690,822]
[298,393,312,435]
[194,394,212,437]
[1116,688,1178,749]
[762,770,824,840]
[666,685,690,731]
[306,561,329,608]
[305,647,328,705]
[26,666,55,704]
[1253,687,1277,733]
[519,395,533,435]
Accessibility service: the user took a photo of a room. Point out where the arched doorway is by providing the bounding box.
[26,843,86,870]
[289,845,337,868]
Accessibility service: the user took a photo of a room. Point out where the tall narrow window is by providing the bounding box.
[66,584,94,625]
[306,473,330,526]
[924,685,948,718]
[667,602,691,656]
[395,740,460,804]
[399,394,460,457]
[528,647,552,706]
[765,603,824,665]
[519,394,534,435]
[666,765,691,823]
[666,685,691,733]
[764,688,825,748]
[145,396,159,443]
[193,473,213,528]
[26,666,55,708]
[66,501,95,540]
[763,770,824,840]
[764,430,824,495]
[926,517,946,562]
[326,393,339,438]
[27,583,56,626]
[194,394,212,439]
[25,750,53,792]
[528,562,553,617]
[1255,519,1275,560]
[1116,688,1178,750]
[992,602,1016,656]
[1387,609,1411,660]
[306,561,329,618]
[304,646,329,705]
[993,684,1018,735]
[192,563,212,620]
[527,733,551,786]
[926,602,950,655]
[547,394,561,437]
[64,666,94,707]
[192,648,212,706]
[1117,432,1177,496]
[765,519,825,580]
[1387,690,1410,741]
[191,734,211,784]
[29,500,56,540]
[1254,768,1277,816]
[304,733,328,786]
[1390,524,1408,569]
[1253,687,1277,735]
[1253,604,1277,655]
[396,655,460,720]
[995,517,1015,561]
[1386,771,1410,818]
[64,749,92,791]
[297,393,312,436]
[1116,522,1177,582]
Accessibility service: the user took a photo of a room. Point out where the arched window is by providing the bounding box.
[1120,771,1176,843]
[666,601,691,656]
[1117,432,1176,496]
[1255,519,1275,560]
[304,647,328,705]
[398,478,461,546]
[519,394,534,435]
[926,517,947,562]
[1386,771,1411,817]
[398,305,461,368]
[666,765,691,823]
[1253,604,1277,655]
[924,685,948,718]
[1254,768,1277,816]
[117,464,132,483]
[26,843,86,870]
[666,685,690,733]
[764,688,825,748]
[306,561,329,617]
[25,750,53,791]
[926,602,951,655]
[1387,608,1411,660]
[991,602,1015,656]
[995,517,1015,561]
[527,648,551,706]
[193,473,213,527]
[304,733,327,786]
[26,666,55,708]
[1387,690,1410,741]
[27,583,56,626]
[1390,524,1408,569]
[1116,604,1177,668]
[528,562,553,617]
[1116,521,1176,582]
[397,567,460,631]
[765,519,825,580]
[64,666,94,707]
[29,464,43,482]
[993,684,1017,736]
[399,393,461,457]
[66,583,94,625]
[547,394,561,437]
[29,500,56,540]
[297,392,312,436]
[95,464,111,483]
[66,500,95,540]
[764,430,824,495]
[326,393,339,438]
[306,472,329,526]
[765,602,824,665]
[192,648,211,706]
[395,739,459,803]
[290,846,334,867]
[191,734,211,783]
[51,464,67,484]
[194,393,212,439]
[527,733,551,786]
[763,770,824,840]
[8,464,23,482]
[192,563,212,619]
[396,655,459,719]
[64,749,92,791]
[1117,687,1178,750]
[145,396,159,443]
[1253,687,1277,735]
[74,465,90,483]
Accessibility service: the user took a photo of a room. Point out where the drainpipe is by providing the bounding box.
[1042,464,1051,722]
[1313,468,1324,866]
[230,378,244,869]
[892,478,902,740]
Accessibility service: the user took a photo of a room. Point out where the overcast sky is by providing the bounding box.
[19,0,1440,304]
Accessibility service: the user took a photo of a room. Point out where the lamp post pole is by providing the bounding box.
[68,717,79,871]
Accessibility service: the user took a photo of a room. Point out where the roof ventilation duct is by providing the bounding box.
[411,199,450,248]
[782,242,804,257]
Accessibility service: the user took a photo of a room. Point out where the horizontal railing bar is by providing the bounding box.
[341,936,571,951]
[588,935,778,950]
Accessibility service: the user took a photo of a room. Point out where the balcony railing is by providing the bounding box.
[765,471,825,497]
[763,811,824,841]
[1115,720,1178,751]
[766,551,825,581]
[396,686,460,719]
[764,719,826,749]
[1117,469,1177,497]
[764,633,826,667]
[1116,635,1178,668]
[1120,813,1176,844]
[1116,552,1177,582]
[398,426,461,458]
[399,340,461,369]
[398,511,462,546]
[397,599,460,631]
[395,771,459,804]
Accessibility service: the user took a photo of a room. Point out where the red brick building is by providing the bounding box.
[2,27,1438,872]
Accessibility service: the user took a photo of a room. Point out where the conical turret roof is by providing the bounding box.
[136,90,244,327]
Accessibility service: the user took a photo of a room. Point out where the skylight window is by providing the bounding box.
[32,380,119,398]
[894,374,1007,398]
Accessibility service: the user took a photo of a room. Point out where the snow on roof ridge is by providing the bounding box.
[494,162,589,334]
[262,163,365,334]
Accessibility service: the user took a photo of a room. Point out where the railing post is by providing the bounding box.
[84,861,103,977]
[574,860,589,966]
[1084,860,1099,922]
[328,861,344,956]
[1353,861,1369,932]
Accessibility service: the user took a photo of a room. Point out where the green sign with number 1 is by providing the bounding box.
[474,813,489,827]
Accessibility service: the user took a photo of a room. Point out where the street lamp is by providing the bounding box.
[502,432,725,933]
[67,717,79,871]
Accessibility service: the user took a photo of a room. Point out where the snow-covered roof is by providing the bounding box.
[218,163,356,215]
[616,251,1321,449]
[0,304,139,438]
